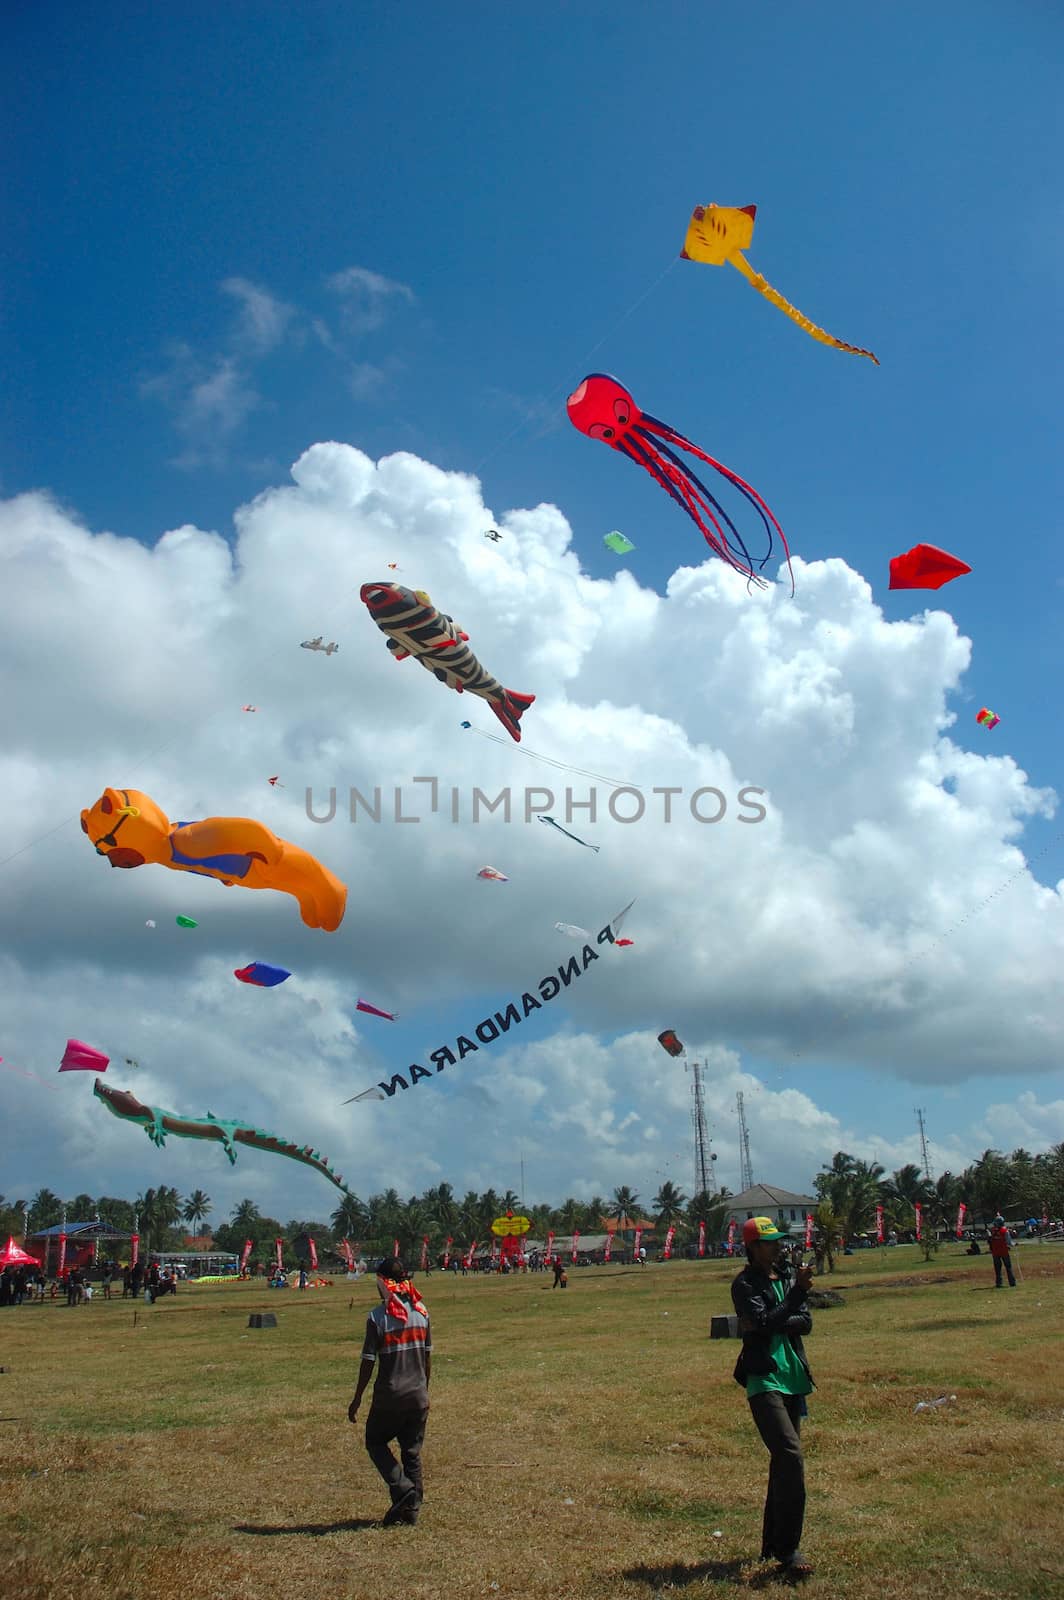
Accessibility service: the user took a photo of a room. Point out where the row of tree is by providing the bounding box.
[5,1144,1059,1264]
[812,1145,1064,1244]
[1,1180,730,1261]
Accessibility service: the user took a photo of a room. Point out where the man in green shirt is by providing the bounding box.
[731,1217,815,1578]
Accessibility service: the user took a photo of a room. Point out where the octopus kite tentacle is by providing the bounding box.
[627,429,765,582]
[93,1079,353,1195]
[566,373,794,595]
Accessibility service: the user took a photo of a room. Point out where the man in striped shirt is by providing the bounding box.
[348,1256,431,1526]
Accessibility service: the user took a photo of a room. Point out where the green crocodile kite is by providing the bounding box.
[93,1078,352,1196]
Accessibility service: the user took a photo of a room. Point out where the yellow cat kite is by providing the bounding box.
[681,203,879,364]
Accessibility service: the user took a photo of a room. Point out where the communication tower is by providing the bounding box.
[686,1061,718,1197]
[916,1108,933,1183]
[737,1091,755,1193]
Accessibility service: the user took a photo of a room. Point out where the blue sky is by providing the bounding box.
[2,3,1063,1214]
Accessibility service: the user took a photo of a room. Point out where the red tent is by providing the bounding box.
[0,1236,40,1267]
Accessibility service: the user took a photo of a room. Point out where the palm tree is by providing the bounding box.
[331,1192,368,1239]
[183,1189,212,1237]
[231,1198,261,1233]
[154,1186,184,1246]
[964,1149,1013,1220]
[135,1189,158,1250]
[813,1202,841,1273]
[397,1198,431,1262]
[477,1189,501,1235]
[425,1183,457,1233]
[29,1189,62,1231]
[879,1163,933,1232]
[607,1187,641,1234]
[653,1181,688,1227]
[687,1187,732,1246]
[457,1192,481,1241]
[501,1189,520,1211]
[365,1189,403,1252]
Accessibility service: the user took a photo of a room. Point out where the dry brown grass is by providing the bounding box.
[1,1245,1062,1599]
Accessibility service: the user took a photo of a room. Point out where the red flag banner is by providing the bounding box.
[571,1229,580,1263]
[58,1232,68,1276]
[955,1202,967,1239]
[129,1232,138,1270]
[604,1230,614,1262]
[420,1236,429,1271]
[633,1227,642,1261]
[914,1202,922,1241]
[663,1225,676,1260]
[275,1238,283,1272]
[239,1238,253,1272]
[339,1238,355,1269]
[443,1235,452,1269]
[876,1204,884,1244]
[726,1220,736,1253]
[804,1214,814,1250]
[463,1239,476,1269]
[308,1239,318,1270]
[393,1238,399,1258]
[546,1230,555,1265]
[697,1220,706,1258]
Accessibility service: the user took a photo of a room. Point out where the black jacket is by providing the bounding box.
[730,1260,814,1390]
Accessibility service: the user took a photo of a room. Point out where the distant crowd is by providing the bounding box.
[0,1258,182,1307]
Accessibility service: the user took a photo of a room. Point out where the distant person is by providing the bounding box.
[731,1217,816,1580]
[348,1257,431,1527]
[552,1260,567,1289]
[988,1216,1016,1288]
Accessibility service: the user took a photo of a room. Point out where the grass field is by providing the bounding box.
[2,1245,1062,1600]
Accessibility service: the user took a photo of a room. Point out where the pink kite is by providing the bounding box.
[59,1039,110,1073]
[356,999,398,1022]
[477,866,509,882]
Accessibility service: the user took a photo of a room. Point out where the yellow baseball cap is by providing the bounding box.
[742,1216,789,1245]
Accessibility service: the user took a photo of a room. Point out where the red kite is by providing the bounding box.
[888,544,971,591]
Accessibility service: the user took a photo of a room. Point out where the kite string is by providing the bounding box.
[462,725,641,790]
[472,256,678,476]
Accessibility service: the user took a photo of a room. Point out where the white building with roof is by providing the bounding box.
[723,1185,818,1231]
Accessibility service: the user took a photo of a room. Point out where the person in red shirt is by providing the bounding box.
[988,1216,1016,1288]
[348,1257,431,1526]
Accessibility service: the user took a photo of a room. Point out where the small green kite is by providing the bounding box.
[603,531,635,555]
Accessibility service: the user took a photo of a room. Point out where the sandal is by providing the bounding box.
[779,1552,815,1578]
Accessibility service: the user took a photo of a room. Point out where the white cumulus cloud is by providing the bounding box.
[1,442,1062,1217]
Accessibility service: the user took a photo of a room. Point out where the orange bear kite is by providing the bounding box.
[80,787,346,932]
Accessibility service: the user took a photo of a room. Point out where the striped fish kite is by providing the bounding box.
[360,582,535,742]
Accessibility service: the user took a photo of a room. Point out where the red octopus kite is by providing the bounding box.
[567,374,793,594]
